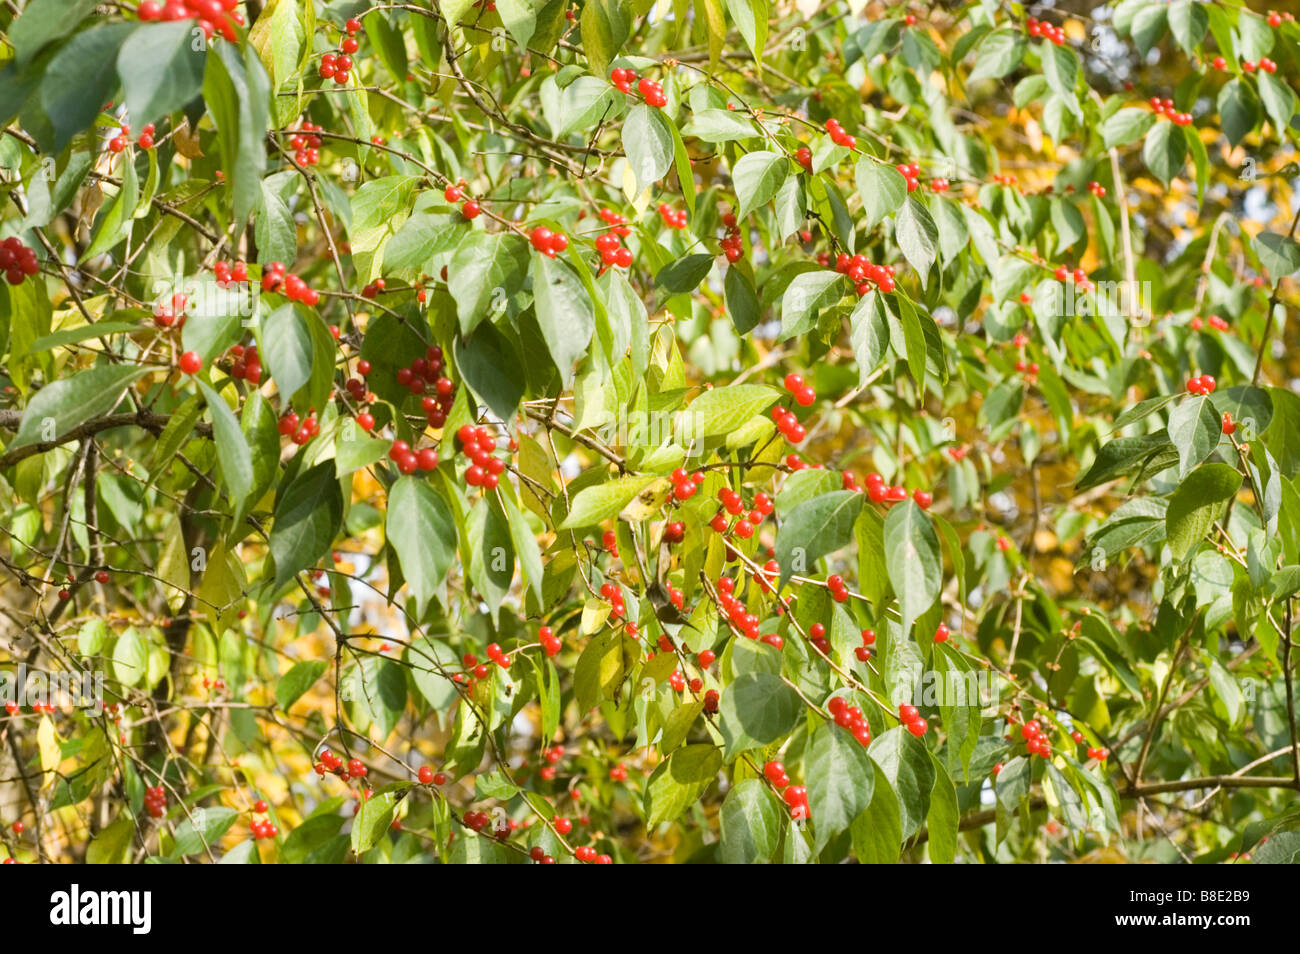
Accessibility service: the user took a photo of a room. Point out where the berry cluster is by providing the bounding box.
[1052,263,1095,293]
[928,176,950,192]
[1189,314,1229,331]
[416,765,446,785]
[444,183,482,220]
[454,424,506,488]
[636,77,667,108]
[763,759,791,789]
[783,784,809,820]
[529,226,569,258]
[895,160,922,192]
[795,146,812,171]
[899,703,928,737]
[1018,719,1052,757]
[360,277,386,299]
[832,252,896,294]
[657,202,688,229]
[485,642,511,669]
[663,520,685,544]
[212,259,249,287]
[1186,374,1217,395]
[598,581,626,619]
[138,0,244,40]
[314,749,368,780]
[278,408,320,446]
[289,121,322,166]
[825,573,850,603]
[595,231,634,269]
[709,487,773,539]
[538,625,562,657]
[609,67,639,92]
[666,466,701,502]
[249,804,279,840]
[1086,180,1107,197]
[261,262,320,305]
[152,291,187,328]
[319,19,362,84]
[1242,57,1279,73]
[716,576,763,639]
[719,209,744,262]
[1085,745,1110,761]
[1025,16,1066,44]
[1267,9,1293,26]
[824,117,857,150]
[828,695,872,746]
[1149,97,1193,125]
[226,342,262,384]
[143,785,167,819]
[0,236,39,286]
[386,439,437,474]
[854,627,876,661]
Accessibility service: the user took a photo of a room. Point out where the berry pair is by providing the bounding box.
[898,703,929,737]
[824,118,856,150]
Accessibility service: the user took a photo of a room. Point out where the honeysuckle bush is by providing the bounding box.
[0,0,1299,866]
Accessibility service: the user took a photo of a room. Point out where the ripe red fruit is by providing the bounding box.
[94,570,110,584]
[178,351,202,375]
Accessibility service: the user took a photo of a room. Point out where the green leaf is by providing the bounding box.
[196,381,255,513]
[624,103,674,193]
[719,778,782,863]
[854,159,908,229]
[448,231,527,336]
[386,477,457,610]
[534,254,595,382]
[1077,432,1179,489]
[655,253,715,295]
[1168,0,1208,55]
[36,22,136,154]
[968,29,1025,82]
[686,384,780,438]
[269,462,344,588]
[171,807,238,857]
[883,500,942,636]
[925,753,959,863]
[202,42,271,225]
[683,107,760,142]
[11,363,147,448]
[775,490,864,588]
[1253,231,1300,279]
[1167,394,1222,479]
[1166,463,1243,560]
[111,627,149,688]
[560,475,660,529]
[496,0,537,48]
[805,722,876,853]
[868,726,935,840]
[779,270,847,339]
[1131,5,1168,55]
[717,672,800,759]
[732,150,789,220]
[1258,69,1297,139]
[1143,120,1187,186]
[851,773,902,863]
[85,817,134,865]
[644,743,721,826]
[1041,42,1080,117]
[260,304,314,401]
[1218,79,1260,147]
[118,22,206,130]
[894,195,938,281]
[850,291,891,383]
[724,266,762,334]
[579,0,630,78]
[275,660,328,711]
[1101,107,1157,148]
[351,791,397,854]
